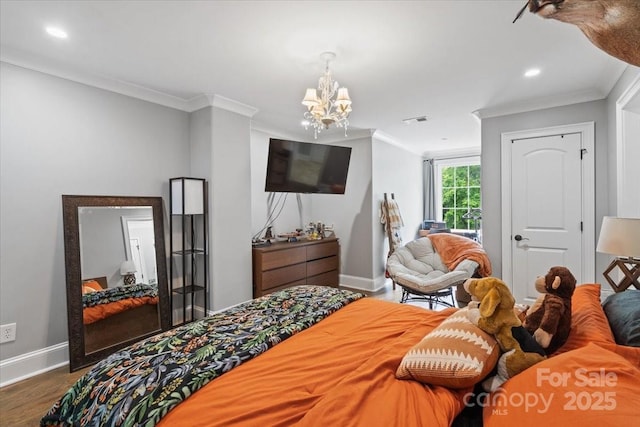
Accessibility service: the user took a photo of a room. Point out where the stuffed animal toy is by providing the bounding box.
[523,266,576,355]
[464,277,546,392]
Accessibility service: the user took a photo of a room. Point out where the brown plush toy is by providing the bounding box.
[523,266,576,355]
[464,277,546,392]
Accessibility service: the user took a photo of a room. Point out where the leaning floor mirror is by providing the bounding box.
[62,195,171,371]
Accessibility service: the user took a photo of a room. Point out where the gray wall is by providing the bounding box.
[250,129,306,238]
[0,62,190,360]
[249,130,424,291]
[250,131,375,285]
[605,66,640,215]
[189,105,254,311]
[312,136,373,283]
[481,99,608,280]
[210,107,254,310]
[371,136,424,287]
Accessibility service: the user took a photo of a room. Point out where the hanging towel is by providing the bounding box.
[380,200,404,231]
[381,199,404,250]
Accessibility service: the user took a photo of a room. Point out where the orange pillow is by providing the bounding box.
[82,280,103,291]
[553,284,615,355]
[82,285,97,295]
[482,343,640,427]
[396,308,500,389]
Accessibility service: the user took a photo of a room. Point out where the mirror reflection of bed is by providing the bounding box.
[81,276,160,354]
[78,206,160,354]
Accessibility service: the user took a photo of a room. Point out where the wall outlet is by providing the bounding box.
[0,323,16,343]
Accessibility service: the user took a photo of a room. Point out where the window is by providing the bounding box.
[434,157,481,231]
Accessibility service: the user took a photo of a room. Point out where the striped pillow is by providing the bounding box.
[396,308,500,389]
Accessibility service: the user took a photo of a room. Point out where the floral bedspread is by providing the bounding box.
[82,283,158,309]
[42,285,364,427]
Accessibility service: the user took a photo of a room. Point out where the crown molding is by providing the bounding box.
[185,94,214,112]
[472,88,607,120]
[318,128,374,144]
[211,94,259,117]
[187,94,259,117]
[423,146,481,160]
[372,129,425,157]
[1,49,260,117]
[1,49,194,112]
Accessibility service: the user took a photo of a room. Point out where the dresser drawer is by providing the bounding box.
[261,280,307,295]
[260,263,306,291]
[252,238,340,298]
[307,270,339,287]
[307,255,338,277]
[306,241,339,261]
[259,247,306,271]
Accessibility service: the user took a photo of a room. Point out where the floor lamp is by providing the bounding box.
[596,217,640,293]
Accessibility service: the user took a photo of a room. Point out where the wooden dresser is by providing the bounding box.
[252,237,340,297]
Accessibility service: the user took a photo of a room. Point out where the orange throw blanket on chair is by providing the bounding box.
[427,233,492,277]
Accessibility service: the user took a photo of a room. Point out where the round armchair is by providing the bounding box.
[386,236,484,309]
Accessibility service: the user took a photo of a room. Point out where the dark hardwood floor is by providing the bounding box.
[0,365,90,426]
[0,281,443,426]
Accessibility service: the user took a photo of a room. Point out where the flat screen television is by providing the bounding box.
[264,138,352,194]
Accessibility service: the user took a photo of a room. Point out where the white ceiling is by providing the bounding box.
[0,0,628,156]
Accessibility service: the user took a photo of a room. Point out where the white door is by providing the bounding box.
[128,237,146,284]
[122,217,156,284]
[510,133,583,304]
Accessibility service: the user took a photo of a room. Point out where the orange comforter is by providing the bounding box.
[428,233,492,277]
[159,298,469,427]
[83,296,158,324]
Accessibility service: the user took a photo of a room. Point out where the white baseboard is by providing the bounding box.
[339,274,388,292]
[0,342,69,388]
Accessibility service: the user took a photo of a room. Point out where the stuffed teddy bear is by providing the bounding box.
[464,277,546,392]
[523,266,576,355]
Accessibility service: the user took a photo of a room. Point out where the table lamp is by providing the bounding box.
[120,260,137,286]
[596,216,640,292]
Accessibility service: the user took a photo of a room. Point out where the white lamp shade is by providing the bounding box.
[171,178,205,215]
[120,260,137,275]
[302,88,320,107]
[596,216,640,257]
[336,87,351,104]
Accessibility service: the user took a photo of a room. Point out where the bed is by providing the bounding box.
[42,284,640,426]
[81,277,160,354]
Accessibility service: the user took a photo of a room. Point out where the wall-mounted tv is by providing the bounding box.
[265,138,352,194]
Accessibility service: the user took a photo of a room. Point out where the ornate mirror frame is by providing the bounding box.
[62,195,171,371]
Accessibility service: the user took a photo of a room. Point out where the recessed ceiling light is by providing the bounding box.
[45,26,68,39]
[524,68,541,78]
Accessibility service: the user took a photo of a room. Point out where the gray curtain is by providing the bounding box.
[423,159,436,221]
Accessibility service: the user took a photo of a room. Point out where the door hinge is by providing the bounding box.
[580,221,583,232]
[580,148,587,159]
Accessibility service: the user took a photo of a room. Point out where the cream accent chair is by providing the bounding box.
[386,237,478,309]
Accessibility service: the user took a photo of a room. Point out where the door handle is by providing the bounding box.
[514,234,529,241]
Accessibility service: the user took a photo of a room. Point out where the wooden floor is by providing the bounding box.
[0,281,447,426]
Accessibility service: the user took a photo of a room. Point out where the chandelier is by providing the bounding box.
[301,52,352,138]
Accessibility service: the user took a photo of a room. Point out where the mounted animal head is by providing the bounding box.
[514,0,640,66]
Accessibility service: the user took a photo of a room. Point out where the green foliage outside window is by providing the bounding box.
[441,164,481,229]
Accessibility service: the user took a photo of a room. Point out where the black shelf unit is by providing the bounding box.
[169,177,208,326]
